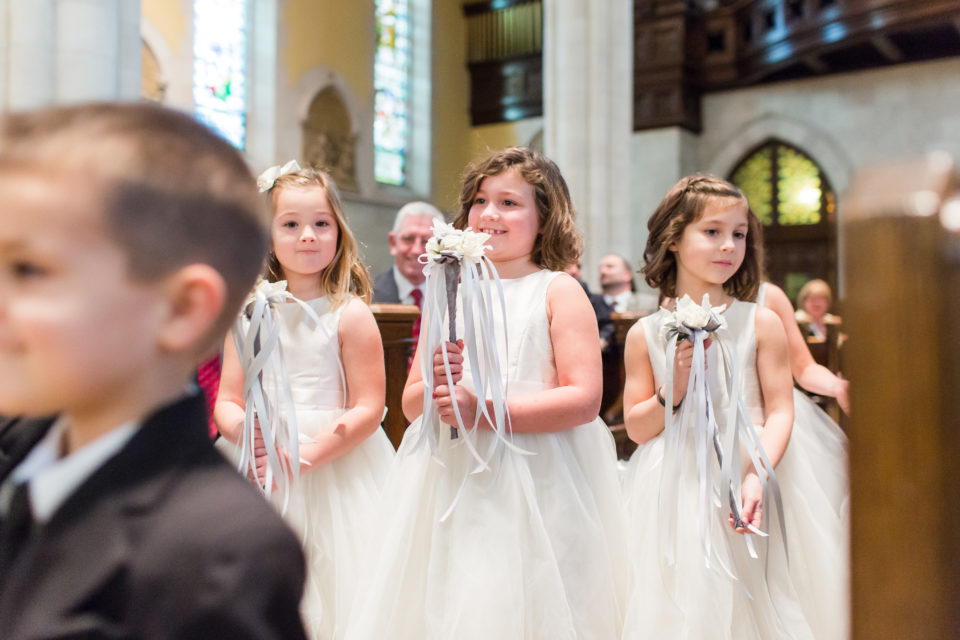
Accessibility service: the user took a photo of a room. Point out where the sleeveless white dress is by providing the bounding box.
[218,296,395,639]
[346,270,629,640]
[621,300,849,640]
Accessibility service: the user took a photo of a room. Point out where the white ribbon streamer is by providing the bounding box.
[657,304,788,592]
[231,280,346,512]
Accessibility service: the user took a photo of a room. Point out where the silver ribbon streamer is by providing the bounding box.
[232,282,346,513]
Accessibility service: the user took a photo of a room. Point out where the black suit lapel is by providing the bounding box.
[0,394,212,639]
[0,417,55,483]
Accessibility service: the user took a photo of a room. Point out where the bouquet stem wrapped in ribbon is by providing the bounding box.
[658,294,788,584]
[415,221,529,519]
[231,279,346,512]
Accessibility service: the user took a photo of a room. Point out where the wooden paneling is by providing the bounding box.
[633,0,960,131]
[842,155,960,639]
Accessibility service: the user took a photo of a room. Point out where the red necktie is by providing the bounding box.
[196,353,221,439]
[409,288,423,369]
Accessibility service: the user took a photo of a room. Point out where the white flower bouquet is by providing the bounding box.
[659,293,728,344]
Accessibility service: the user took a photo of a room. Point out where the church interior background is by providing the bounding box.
[7,0,957,300]
[2,1,960,637]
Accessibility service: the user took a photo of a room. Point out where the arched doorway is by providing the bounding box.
[730,139,838,303]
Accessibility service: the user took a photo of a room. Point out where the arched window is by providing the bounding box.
[730,140,837,302]
[141,40,165,103]
[193,0,247,149]
[374,0,410,186]
[302,87,358,192]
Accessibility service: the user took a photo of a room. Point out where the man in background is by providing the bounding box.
[372,202,445,305]
[598,254,658,313]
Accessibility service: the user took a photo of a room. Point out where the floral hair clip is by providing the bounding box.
[256,159,302,193]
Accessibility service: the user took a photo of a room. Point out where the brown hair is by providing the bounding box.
[642,174,764,301]
[0,102,268,349]
[263,167,373,307]
[452,147,581,271]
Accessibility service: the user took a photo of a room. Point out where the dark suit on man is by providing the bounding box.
[0,393,308,640]
[372,269,401,304]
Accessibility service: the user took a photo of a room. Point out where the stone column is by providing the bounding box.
[543,0,633,288]
[1,0,140,110]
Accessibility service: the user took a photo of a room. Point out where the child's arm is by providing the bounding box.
[763,283,849,413]
[213,329,245,444]
[753,306,794,468]
[737,306,795,530]
[432,274,602,433]
[295,298,386,470]
[400,323,465,422]
[622,322,702,444]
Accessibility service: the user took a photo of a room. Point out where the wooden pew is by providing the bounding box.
[804,322,844,422]
[605,311,647,460]
[842,155,960,639]
[370,304,419,449]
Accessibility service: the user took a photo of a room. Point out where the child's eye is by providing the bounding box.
[704,229,718,236]
[503,199,516,207]
[282,220,298,229]
[473,197,486,205]
[734,231,746,239]
[10,260,47,280]
[316,220,331,228]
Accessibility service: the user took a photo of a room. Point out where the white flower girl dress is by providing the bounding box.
[347,269,628,640]
[622,298,849,640]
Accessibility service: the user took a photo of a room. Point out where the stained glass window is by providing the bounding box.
[777,146,822,225]
[193,0,247,149]
[730,141,831,228]
[374,0,410,186]
[731,146,773,225]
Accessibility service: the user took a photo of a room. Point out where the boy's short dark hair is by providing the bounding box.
[0,102,268,346]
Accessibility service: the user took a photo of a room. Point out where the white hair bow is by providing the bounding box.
[256,159,302,192]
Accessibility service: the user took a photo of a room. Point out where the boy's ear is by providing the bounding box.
[157,264,227,354]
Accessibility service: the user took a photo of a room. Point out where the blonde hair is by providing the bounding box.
[452,147,581,271]
[264,167,373,307]
[797,278,832,309]
[642,174,764,302]
[0,102,267,350]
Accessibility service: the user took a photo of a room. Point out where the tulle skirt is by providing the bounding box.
[346,416,629,640]
[218,408,395,639]
[621,389,849,640]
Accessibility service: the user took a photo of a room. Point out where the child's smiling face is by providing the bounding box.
[0,170,167,419]
[467,168,539,275]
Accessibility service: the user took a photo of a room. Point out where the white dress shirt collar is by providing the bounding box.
[4,417,138,522]
[393,266,423,306]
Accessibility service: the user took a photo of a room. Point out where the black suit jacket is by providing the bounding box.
[372,269,401,304]
[0,394,307,640]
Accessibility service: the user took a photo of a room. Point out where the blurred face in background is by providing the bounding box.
[389,214,435,285]
[598,254,633,294]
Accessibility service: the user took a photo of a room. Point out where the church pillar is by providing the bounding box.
[542,0,633,287]
[1,0,139,110]
[5,0,56,109]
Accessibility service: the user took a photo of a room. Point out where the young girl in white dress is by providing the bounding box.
[621,174,847,639]
[214,165,395,638]
[347,147,628,639]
